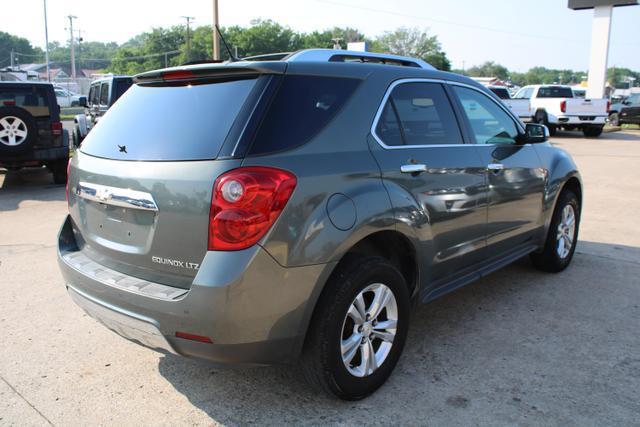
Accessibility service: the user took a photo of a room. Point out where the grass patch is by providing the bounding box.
[61,114,75,121]
[622,123,640,130]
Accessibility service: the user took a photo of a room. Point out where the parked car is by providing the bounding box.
[53,86,85,108]
[514,84,608,137]
[58,49,582,400]
[72,75,132,147]
[608,93,640,126]
[488,85,532,123]
[0,81,69,183]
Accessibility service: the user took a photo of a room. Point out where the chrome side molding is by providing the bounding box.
[77,182,158,212]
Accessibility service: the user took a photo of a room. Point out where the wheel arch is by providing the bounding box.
[294,229,420,357]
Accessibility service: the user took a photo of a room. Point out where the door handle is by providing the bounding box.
[487,163,505,171]
[400,164,428,174]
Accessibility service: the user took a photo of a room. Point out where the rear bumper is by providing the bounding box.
[551,115,607,126]
[57,215,333,366]
[0,146,69,168]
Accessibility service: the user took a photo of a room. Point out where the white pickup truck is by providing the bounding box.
[488,86,532,123]
[514,85,609,137]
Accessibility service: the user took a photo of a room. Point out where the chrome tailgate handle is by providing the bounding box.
[77,182,158,212]
[400,164,428,174]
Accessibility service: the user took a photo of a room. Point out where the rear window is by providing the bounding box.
[489,87,510,99]
[248,75,360,155]
[0,85,51,117]
[80,78,257,161]
[538,86,574,98]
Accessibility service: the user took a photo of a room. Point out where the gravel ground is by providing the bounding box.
[1,130,639,426]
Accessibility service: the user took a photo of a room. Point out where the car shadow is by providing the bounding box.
[0,167,65,212]
[551,129,639,140]
[156,239,640,424]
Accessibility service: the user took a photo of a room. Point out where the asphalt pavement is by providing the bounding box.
[1,130,639,426]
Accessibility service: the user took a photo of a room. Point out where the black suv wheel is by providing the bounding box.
[531,190,580,272]
[301,256,410,400]
[0,106,37,154]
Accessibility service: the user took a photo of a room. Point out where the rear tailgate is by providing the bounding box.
[565,98,608,117]
[67,67,282,289]
[68,154,240,289]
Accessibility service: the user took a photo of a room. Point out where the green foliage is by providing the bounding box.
[466,61,510,81]
[0,31,43,67]
[373,27,451,71]
[607,67,640,88]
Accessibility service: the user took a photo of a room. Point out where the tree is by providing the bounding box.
[0,31,43,67]
[301,27,367,50]
[373,27,451,71]
[466,61,510,81]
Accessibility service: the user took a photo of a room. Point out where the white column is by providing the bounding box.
[586,5,613,99]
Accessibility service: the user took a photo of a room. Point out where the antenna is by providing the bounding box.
[215,25,236,62]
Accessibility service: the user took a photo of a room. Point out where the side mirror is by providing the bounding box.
[78,96,87,107]
[623,100,631,105]
[524,123,549,143]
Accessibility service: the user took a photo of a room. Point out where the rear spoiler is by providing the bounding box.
[133,62,287,84]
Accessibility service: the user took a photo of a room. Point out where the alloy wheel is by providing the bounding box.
[0,116,28,146]
[556,204,576,259]
[340,283,398,377]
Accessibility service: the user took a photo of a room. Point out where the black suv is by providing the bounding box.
[0,81,69,184]
[72,76,132,147]
[609,93,640,126]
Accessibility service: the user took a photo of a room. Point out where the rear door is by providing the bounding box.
[450,84,546,257]
[623,94,640,123]
[369,80,488,290]
[69,75,269,289]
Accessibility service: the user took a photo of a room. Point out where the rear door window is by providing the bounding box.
[99,82,110,105]
[248,75,360,155]
[112,79,133,104]
[374,82,462,146]
[0,85,51,117]
[80,77,258,161]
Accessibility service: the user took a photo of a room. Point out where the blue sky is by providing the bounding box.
[6,0,640,71]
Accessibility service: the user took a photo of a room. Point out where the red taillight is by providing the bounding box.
[175,331,213,344]
[208,167,297,251]
[560,100,567,113]
[51,121,63,136]
[3,100,16,106]
[65,159,71,203]
[606,100,611,113]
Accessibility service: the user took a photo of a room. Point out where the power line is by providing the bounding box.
[314,0,639,47]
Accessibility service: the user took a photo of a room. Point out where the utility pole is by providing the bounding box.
[182,16,194,62]
[43,0,50,81]
[212,0,220,60]
[67,15,77,79]
[10,49,14,68]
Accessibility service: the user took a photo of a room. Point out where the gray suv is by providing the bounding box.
[57,49,582,400]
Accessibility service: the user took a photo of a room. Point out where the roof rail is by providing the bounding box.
[284,49,434,70]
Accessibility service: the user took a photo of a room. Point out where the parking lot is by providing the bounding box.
[1,130,639,426]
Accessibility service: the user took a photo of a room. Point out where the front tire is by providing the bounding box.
[301,256,410,400]
[531,190,580,272]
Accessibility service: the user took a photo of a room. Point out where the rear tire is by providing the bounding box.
[51,160,68,185]
[531,190,580,273]
[582,125,604,138]
[301,256,410,400]
[535,110,556,136]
